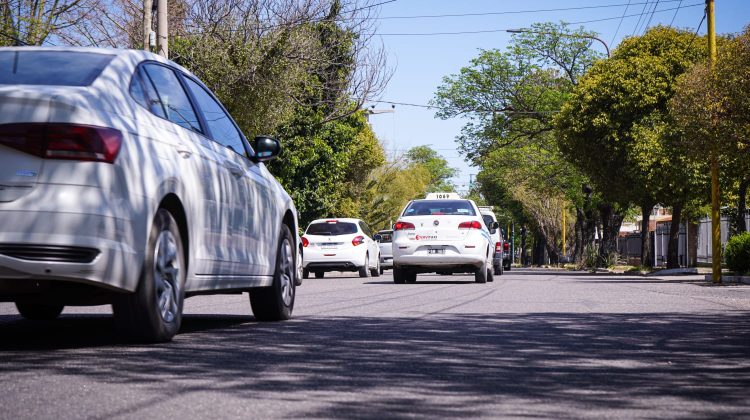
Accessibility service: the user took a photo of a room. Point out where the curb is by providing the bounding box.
[646,268,699,277]
[704,274,750,285]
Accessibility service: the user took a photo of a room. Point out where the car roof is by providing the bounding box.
[309,218,363,224]
[1,46,198,80]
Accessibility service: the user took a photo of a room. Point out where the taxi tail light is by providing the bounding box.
[458,220,482,229]
[352,235,365,246]
[503,242,510,251]
[394,221,415,231]
[0,123,122,163]
[495,242,502,253]
[301,236,309,247]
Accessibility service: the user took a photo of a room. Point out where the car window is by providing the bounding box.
[0,51,113,86]
[378,231,393,243]
[359,221,373,237]
[129,66,166,118]
[142,64,202,133]
[183,77,247,156]
[402,200,476,216]
[482,215,495,229]
[306,222,358,236]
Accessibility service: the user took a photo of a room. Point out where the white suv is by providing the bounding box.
[479,206,504,275]
[0,47,299,342]
[301,218,380,278]
[391,193,493,284]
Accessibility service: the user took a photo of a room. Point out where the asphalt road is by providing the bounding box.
[1,269,749,419]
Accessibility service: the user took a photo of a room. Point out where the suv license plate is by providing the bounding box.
[428,248,445,254]
[322,244,337,249]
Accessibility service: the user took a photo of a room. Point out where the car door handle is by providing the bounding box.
[224,161,244,178]
[177,149,192,158]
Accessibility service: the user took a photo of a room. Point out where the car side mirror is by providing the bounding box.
[374,234,382,242]
[492,221,500,230]
[252,136,281,162]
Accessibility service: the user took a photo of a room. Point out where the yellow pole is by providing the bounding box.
[707,0,721,284]
[562,208,566,260]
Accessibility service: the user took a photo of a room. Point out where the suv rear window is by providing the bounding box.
[378,232,393,243]
[0,51,114,86]
[306,222,358,236]
[402,200,476,216]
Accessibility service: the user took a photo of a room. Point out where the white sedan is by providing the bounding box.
[391,194,493,284]
[0,47,299,342]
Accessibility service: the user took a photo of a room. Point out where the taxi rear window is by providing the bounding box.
[402,200,476,216]
[306,222,357,236]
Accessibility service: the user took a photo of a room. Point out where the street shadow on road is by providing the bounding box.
[0,311,749,418]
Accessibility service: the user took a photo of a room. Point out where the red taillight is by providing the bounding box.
[0,123,122,163]
[301,236,309,247]
[495,242,502,253]
[458,220,482,229]
[352,235,365,246]
[394,221,415,231]
[503,242,510,251]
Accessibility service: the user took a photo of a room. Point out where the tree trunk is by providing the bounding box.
[572,206,584,263]
[736,178,748,234]
[598,203,624,265]
[667,203,683,269]
[532,231,547,266]
[641,203,655,267]
[520,226,528,266]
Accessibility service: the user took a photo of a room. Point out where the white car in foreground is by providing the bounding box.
[302,218,380,278]
[0,47,299,342]
[392,193,493,284]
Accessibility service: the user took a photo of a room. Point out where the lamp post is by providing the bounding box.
[506,29,611,58]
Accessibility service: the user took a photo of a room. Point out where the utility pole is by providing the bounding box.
[157,0,168,58]
[143,0,153,52]
[562,208,566,262]
[707,0,721,284]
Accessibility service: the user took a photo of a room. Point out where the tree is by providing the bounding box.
[556,26,707,267]
[432,22,606,264]
[0,0,95,46]
[404,146,457,193]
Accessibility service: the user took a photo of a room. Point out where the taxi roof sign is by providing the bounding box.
[425,192,462,200]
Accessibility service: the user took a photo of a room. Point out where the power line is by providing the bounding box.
[372,3,703,36]
[376,0,684,20]
[370,100,561,114]
[643,0,662,33]
[631,0,651,36]
[610,0,632,46]
[669,0,684,26]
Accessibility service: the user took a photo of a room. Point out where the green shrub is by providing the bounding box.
[725,232,750,274]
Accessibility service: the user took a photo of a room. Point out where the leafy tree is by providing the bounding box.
[404,146,457,193]
[0,0,95,46]
[360,162,431,231]
[556,26,707,267]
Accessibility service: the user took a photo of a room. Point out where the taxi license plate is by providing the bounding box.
[428,248,445,254]
[322,244,337,249]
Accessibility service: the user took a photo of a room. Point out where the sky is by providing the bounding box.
[366,0,750,193]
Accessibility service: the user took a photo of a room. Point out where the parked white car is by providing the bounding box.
[374,229,394,274]
[391,193,494,284]
[302,218,380,278]
[479,206,504,275]
[0,47,300,342]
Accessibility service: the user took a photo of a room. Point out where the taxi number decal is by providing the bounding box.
[414,235,438,240]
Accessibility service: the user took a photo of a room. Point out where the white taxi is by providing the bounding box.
[391,193,494,284]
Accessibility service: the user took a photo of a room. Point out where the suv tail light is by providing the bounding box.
[495,242,502,253]
[394,221,415,231]
[0,123,122,163]
[301,236,309,247]
[503,242,510,251]
[458,220,482,229]
[352,235,365,246]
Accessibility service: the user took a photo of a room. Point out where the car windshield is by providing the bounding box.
[378,231,393,243]
[0,51,114,86]
[402,200,476,216]
[306,222,358,236]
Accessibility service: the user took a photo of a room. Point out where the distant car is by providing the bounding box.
[0,47,300,342]
[374,229,394,274]
[302,218,380,278]
[391,193,493,284]
[502,231,512,271]
[479,206,503,275]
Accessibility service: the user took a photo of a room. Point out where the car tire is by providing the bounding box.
[505,264,512,271]
[393,266,406,284]
[113,208,185,343]
[475,257,489,284]
[315,271,325,278]
[379,266,384,275]
[15,303,64,320]
[405,271,417,283]
[250,224,296,321]
[295,246,303,286]
[487,267,495,283]
[303,268,310,279]
[371,255,381,277]
[359,254,370,278]
[493,264,503,276]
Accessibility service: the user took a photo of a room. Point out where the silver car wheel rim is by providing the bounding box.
[279,239,294,306]
[154,230,180,323]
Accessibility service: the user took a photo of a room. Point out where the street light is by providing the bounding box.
[506,28,611,58]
